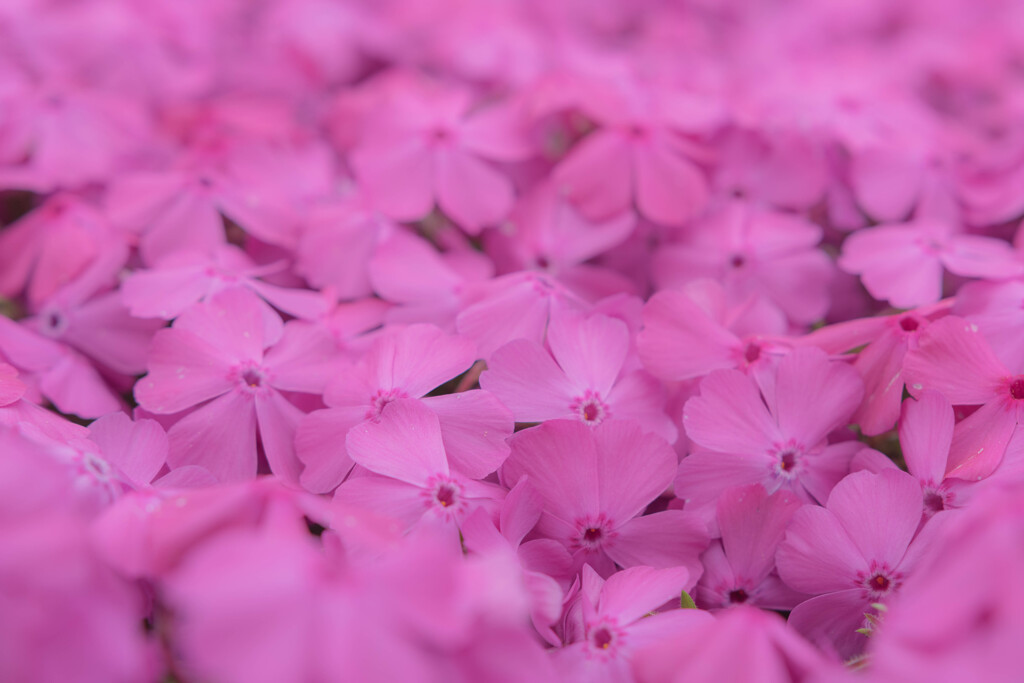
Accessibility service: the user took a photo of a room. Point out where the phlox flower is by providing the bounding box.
[555,564,712,683]
[334,399,507,535]
[552,80,719,228]
[296,323,512,493]
[854,391,975,519]
[121,245,330,322]
[348,76,533,233]
[632,605,834,683]
[839,219,1021,309]
[776,469,935,659]
[481,311,676,441]
[654,200,834,325]
[903,315,1024,480]
[501,419,709,578]
[135,288,338,483]
[800,302,951,435]
[696,484,807,611]
[676,347,864,507]
[864,482,1024,683]
[637,279,791,384]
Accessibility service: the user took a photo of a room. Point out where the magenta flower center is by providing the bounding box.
[728,588,749,604]
[38,308,69,338]
[923,489,945,513]
[860,564,900,599]
[744,342,761,364]
[592,626,614,649]
[899,315,920,332]
[729,254,746,269]
[434,482,459,508]
[574,515,615,551]
[1010,377,1024,400]
[571,390,610,425]
[232,362,270,393]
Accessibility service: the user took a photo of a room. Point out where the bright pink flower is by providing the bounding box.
[481,311,676,441]
[801,303,951,435]
[554,564,712,683]
[953,279,1024,371]
[696,484,807,611]
[855,392,976,519]
[903,315,1024,481]
[776,469,932,659]
[105,140,335,263]
[122,245,330,321]
[348,77,533,233]
[483,181,636,276]
[334,399,506,534]
[839,220,1021,308]
[0,79,151,191]
[632,605,834,683]
[864,481,1024,683]
[460,479,569,645]
[135,288,339,483]
[456,271,590,358]
[0,193,128,312]
[296,323,512,493]
[637,280,791,384]
[295,197,396,300]
[654,201,834,325]
[676,348,864,507]
[552,80,719,227]
[501,419,709,578]
[0,426,156,683]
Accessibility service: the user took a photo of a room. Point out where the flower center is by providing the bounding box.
[232,362,270,393]
[592,626,614,649]
[728,588,749,604]
[367,388,409,420]
[575,516,615,551]
[744,342,761,364]
[1010,377,1024,400]
[38,308,69,338]
[730,254,746,269]
[899,315,920,332]
[860,564,899,599]
[923,488,947,515]
[434,482,459,508]
[571,391,610,425]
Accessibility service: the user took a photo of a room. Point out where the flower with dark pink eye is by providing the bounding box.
[366,388,410,420]
[570,390,610,426]
[860,563,900,600]
[586,618,625,660]
[770,441,804,479]
[231,362,271,394]
[1009,377,1024,401]
[573,515,616,552]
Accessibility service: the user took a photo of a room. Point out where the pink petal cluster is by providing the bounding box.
[3,1,1024,681]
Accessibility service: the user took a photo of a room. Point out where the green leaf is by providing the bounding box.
[680,589,697,610]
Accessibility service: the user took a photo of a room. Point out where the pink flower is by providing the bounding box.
[696,484,807,611]
[501,419,709,578]
[676,347,864,507]
[552,80,718,227]
[637,280,791,384]
[776,469,932,659]
[296,323,512,493]
[122,245,330,321]
[654,201,834,325]
[903,315,1024,481]
[481,311,676,441]
[864,481,1024,683]
[135,288,338,483]
[632,605,834,683]
[801,303,951,435]
[554,564,712,683]
[348,77,533,233]
[334,399,506,535]
[839,220,1021,308]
